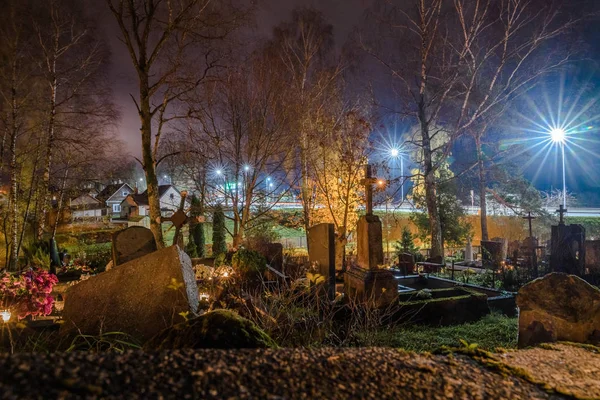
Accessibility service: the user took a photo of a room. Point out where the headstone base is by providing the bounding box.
[344,266,398,307]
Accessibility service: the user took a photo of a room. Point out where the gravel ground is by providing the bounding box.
[0,347,565,400]
[499,343,600,399]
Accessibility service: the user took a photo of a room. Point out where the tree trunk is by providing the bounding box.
[139,78,164,248]
[419,103,443,259]
[300,133,312,249]
[9,130,18,271]
[38,78,57,241]
[52,164,70,239]
[335,232,346,273]
[9,60,19,271]
[476,135,489,241]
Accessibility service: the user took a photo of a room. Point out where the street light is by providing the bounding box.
[549,127,567,209]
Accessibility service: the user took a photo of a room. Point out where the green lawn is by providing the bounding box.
[356,313,518,352]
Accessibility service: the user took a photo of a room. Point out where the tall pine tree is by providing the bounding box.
[212,204,227,256]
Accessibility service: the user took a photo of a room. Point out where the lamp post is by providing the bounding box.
[389,148,404,201]
[549,127,567,209]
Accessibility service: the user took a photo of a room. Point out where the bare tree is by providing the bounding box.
[188,47,294,248]
[362,0,576,257]
[105,0,248,246]
[34,0,116,241]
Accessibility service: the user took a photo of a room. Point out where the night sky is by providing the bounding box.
[94,0,600,203]
[97,0,371,157]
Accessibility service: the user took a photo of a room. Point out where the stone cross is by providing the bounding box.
[360,164,378,216]
[162,191,189,246]
[556,204,567,225]
[522,211,536,238]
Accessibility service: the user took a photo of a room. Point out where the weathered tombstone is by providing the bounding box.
[112,226,157,266]
[61,245,199,342]
[308,223,336,300]
[517,273,600,347]
[398,253,415,276]
[345,165,398,307]
[464,237,473,262]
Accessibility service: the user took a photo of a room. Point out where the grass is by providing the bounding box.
[356,313,518,352]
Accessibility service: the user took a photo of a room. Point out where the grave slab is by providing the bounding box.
[61,245,198,342]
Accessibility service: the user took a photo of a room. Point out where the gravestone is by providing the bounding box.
[585,240,600,274]
[464,237,473,262]
[308,223,336,300]
[517,273,600,347]
[344,165,398,307]
[263,243,284,273]
[550,206,586,276]
[480,240,504,266]
[112,226,157,266]
[398,253,415,276]
[508,240,520,260]
[61,245,198,342]
[490,237,508,260]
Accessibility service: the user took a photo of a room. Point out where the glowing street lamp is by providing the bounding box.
[549,127,567,209]
[1,310,11,323]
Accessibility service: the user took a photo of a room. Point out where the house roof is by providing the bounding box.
[70,194,103,209]
[124,185,176,207]
[97,183,133,203]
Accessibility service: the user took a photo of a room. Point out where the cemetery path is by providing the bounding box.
[0,347,571,399]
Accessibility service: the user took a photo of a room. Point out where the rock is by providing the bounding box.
[144,309,277,350]
[111,226,157,266]
[61,245,198,342]
[105,259,113,272]
[517,272,600,347]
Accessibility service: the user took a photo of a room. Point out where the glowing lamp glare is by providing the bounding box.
[1,310,11,323]
[550,128,566,143]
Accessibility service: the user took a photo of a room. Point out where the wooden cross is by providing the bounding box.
[556,204,567,225]
[360,164,378,216]
[522,211,536,238]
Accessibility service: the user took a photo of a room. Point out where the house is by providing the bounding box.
[69,193,105,220]
[96,183,134,216]
[120,185,187,219]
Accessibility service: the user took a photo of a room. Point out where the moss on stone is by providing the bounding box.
[144,309,277,350]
